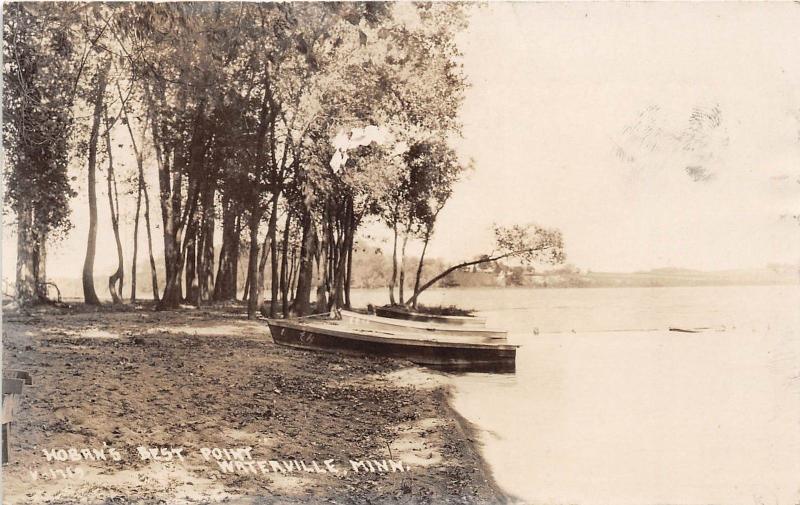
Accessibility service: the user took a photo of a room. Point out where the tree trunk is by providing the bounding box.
[152,88,206,310]
[15,201,36,304]
[158,160,183,309]
[130,157,142,302]
[279,212,291,317]
[82,62,109,306]
[184,224,198,305]
[411,232,431,309]
[332,245,347,309]
[143,175,159,302]
[290,211,316,316]
[182,179,204,307]
[242,266,251,303]
[214,197,240,301]
[178,180,204,305]
[104,107,124,305]
[121,90,158,302]
[233,215,242,298]
[268,196,280,317]
[315,222,329,313]
[246,71,272,311]
[246,207,263,319]
[406,252,522,307]
[32,227,47,301]
[332,212,351,310]
[256,202,273,309]
[255,232,269,305]
[288,247,298,303]
[214,236,228,301]
[121,82,143,303]
[328,224,338,301]
[344,226,354,309]
[214,240,228,300]
[398,230,409,305]
[149,83,181,310]
[198,188,215,304]
[388,223,398,305]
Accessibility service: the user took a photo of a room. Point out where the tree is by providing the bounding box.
[378,140,466,306]
[327,140,401,310]
[129,3,234,310]
[118,82,159,302]
[3,3,81,304]
[81,60,110,306]
[401,140,468,307]
[367,3,470,305]
[4,2,474,315]
[103,105,125,304]
[405,224,566,307]
[286,2,471,314]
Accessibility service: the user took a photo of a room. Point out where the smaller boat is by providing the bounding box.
[669,327,699,333]
[340,310,506,342]
[669,326,726,333]
[267,319,517,373]
[375,306,487,327]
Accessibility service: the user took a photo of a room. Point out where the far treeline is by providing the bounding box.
[4,2,564,318]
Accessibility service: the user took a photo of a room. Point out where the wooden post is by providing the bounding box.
[3,375,28,465]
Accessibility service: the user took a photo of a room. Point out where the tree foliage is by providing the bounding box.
[3,3,79,237]
[3,3,81,302]
[2,2,566,315]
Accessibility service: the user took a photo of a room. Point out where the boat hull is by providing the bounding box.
[267,320,516,373]
[340,310,506,341]
[375,306,487,327]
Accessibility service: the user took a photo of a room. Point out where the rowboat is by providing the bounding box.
[374,306,487,327]
[266,319,517,373]
[668,327,699,333]
[668,326,726,333]
[339,310,506,342]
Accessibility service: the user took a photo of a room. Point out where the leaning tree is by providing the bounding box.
[405,224,566,308]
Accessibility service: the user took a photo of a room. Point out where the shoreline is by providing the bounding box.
[439,386,514,504]
[2,303,508,504]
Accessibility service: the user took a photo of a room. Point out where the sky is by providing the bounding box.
[4,2,800,280]
[415,2,800,271]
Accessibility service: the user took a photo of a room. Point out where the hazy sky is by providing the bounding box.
[4,2,800,278]
[420,2,800,271]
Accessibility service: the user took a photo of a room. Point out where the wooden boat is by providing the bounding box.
[266,319,517,373]
[340,310,506,342]
[668,326,726,333]
[375,306,487,327]
[669,327,699,333]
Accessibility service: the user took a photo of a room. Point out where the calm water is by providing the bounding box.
[352,286,800,505]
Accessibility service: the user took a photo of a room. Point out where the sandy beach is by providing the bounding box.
[1,303,505,504]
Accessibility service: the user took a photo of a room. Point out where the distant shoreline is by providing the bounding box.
[26,278,799,305]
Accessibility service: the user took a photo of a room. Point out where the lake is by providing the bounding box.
[352,285,800,505]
